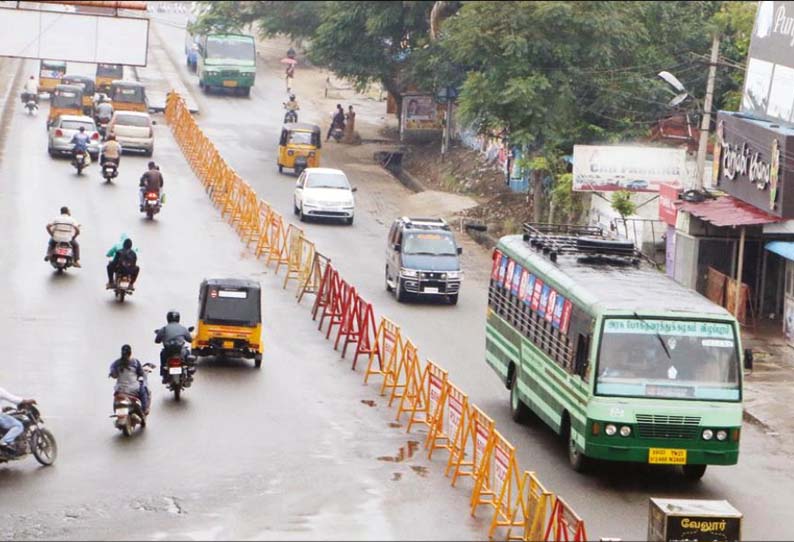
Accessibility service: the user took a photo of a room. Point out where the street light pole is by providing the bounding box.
[695,33,720,190]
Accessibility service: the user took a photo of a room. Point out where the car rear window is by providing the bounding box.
[115,115,150,127]
[61,120,95,131]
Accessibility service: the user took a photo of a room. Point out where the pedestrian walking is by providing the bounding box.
[285,64,295,92]
[343,105,356,143]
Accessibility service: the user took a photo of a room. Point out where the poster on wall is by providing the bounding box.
[572,145,686,192]
[400,94,442,138]
[741,1,794,123]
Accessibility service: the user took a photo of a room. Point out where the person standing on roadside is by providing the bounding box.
[285,63,295,92]
[343,105,356,143]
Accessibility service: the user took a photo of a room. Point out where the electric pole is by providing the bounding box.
[696,33,720,190]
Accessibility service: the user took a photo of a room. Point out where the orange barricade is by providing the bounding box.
[265,212,287,268]
[311,262,336,322]
[543,497,587,542]
[384,339,418,408]
[503,472,554,542]
[426,380,467,461]
[282,232,313,290]
[364,317,401,385]
[449,404,495,487]
[405,360,448,434]
[297,250,329,303]
[254,201,274,258]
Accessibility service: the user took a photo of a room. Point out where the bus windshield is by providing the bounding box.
[206,35,255,62]
[596,318,740,401]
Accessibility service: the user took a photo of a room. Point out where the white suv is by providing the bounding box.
[293,168,356,225]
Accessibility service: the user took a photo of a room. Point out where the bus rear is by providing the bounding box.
[583,315,744,479]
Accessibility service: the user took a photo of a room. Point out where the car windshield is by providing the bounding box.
[206,36,255,61]
[306,172,349,189]
[115,115,150,127]
[61,120,95,131]
[288,131,314,145]
[402,232,458,256]
[203,288,260,326]
[596,318,740,401]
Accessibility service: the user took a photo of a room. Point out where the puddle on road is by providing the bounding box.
[388,422,402,428]
[391,472,402,481]
[361,399,376,407]
[377,440,419,463]
[410,466,428,477]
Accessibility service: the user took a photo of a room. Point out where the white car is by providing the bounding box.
[47,115,101,159]
[293,168,356,225]
[107,111,155,156]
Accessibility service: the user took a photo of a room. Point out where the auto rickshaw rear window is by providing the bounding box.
[204,290,260,325]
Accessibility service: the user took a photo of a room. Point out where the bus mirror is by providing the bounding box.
[457,247,463,255]
[743,348,753,371]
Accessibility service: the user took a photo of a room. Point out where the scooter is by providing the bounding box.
[47,241,75,273]
[111,363,154,437]
[283,108,298,124]
[330,125,344,142]
[22,93,39,116]
[101,159,119,183]
[72,150,89,175]
[142,190,161,220]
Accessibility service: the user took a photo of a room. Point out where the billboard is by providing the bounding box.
[400,94,442,140]
[0,5,149,66]
[572,145,687,192]
[741,1,794,123]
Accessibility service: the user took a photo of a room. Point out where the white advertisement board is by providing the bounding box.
[0,6,149,66]
[572,145,687,192]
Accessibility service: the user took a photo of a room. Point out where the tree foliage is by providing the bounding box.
[191,1,321,41]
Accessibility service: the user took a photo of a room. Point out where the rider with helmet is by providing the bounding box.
[155,310,194,383]
[283,93,299,123]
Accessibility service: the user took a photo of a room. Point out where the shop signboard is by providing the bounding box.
[400,94,442,140]
[715,111,794,218]
[659,183,682,226]
[741,1,794,123]
[572,145,686,192]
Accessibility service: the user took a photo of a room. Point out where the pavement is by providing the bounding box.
[147,13,794,540]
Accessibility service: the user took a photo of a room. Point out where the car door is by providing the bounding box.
[294,171,307,209]
[387,221,402,281]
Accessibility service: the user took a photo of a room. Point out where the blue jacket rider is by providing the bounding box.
[70,126,90,154]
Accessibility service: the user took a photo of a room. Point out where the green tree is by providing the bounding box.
[611,190,637,238]
[192,1,321,42]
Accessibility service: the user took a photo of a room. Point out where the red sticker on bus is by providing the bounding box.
[545,289,557,322]
[491,250,502,281]
[560,299,573,333]
[531,278,543,311]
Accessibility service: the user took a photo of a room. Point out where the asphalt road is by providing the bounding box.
[146,13,794,541]
[0,58,490,540]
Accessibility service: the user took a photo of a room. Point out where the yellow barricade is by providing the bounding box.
[363,317,401,384]
[405,359,448,434]
[384,339,418,408]
[503,472,553,542]
[449,404,495,487]
[235,189,261,244]
[296,250,330,302]
[471,430,524,535]
[274,223,302,274]
[426,380,467,461]
[254,201,274,258]
[265,212,287,268]
[282,230,314,289]
[395,343,425,421]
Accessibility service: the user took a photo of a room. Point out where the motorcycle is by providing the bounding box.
[72,149,89,175]
[97,119,110,139]
[330,125,344,142]
[283,108,298,124]
[101,159,119,183]
[48,241,75,272]
[157,327,197,401]
[0,402,57,467]
[109,272,135,302]
[142,190,161,219]
[111,363,154,437]
[22,92,39,116]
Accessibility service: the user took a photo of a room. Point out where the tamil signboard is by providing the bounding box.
[400,94,442,140]
[714,111,794,218]
[572,145,687,192]
[741,1,794,123]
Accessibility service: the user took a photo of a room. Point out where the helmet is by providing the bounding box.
[121,344,132,357]
[78,126,85,132]
[289,94,295,101]
[29,75,35,79]
[122,238,132,249]
[148,161,156,169]
[60,206,70,215]
[166,310,180,323]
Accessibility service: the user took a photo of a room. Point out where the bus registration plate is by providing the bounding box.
[648,448,687,464]
[223,80,238,87]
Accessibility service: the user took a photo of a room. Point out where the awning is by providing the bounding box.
[766,241,794,261]
[679,195,781,227]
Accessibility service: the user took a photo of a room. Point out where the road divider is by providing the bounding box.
[164,91,588,542]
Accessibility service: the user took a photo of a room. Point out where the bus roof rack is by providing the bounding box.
[401,217,450,230]
[522,222,641,266]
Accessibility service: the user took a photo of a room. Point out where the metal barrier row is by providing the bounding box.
[163,91,588,542]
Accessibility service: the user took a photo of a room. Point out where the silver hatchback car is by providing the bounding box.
[47,115,101,160]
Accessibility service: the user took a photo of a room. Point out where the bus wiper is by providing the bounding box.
[633,312,671,359]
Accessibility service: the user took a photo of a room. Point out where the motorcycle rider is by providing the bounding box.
[70,125,91,165]
[21,75,38,104]
[100,134,122,166]
[327,104,345,141]
[95,94,113,125]
[106,237,139,290]
[0,387,36,455]
[155,310,195,383]
[139,161,164,211]
[283,93,299,120]
[108,344,150,416]
[45,206,81,267]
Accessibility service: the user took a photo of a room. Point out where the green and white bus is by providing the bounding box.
[486,225,747,480]
[197,33,256,96]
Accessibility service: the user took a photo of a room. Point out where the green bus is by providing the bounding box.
[485,224,747,480]
[197,33,256,96]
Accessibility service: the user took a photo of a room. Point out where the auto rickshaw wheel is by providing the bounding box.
[278,164,283,173]
[254,353,262,369]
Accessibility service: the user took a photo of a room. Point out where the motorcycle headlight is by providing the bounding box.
[400,268,418,278]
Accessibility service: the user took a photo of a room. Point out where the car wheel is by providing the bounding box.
[278,164,283,174]
[682,464,707,481]
[395,279,406,302]
[448,293,459,305]
[345,216,354,225]
[293,200,299,216]
[47,145,54,157]
[385,266,393,292]
[298,205,306,222]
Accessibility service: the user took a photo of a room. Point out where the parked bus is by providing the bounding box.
[485,224,747,480]
[197,33,256,96]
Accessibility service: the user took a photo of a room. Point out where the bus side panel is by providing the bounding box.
[485,312,520,385]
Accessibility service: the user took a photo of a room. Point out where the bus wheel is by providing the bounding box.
[563,416,589,472]
[682,464,706,481]
[509,372,530,423]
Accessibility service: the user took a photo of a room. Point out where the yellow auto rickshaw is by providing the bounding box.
[38,60,66,94]
[95,63,123,94]
[61,75,96,115]
[109,80,148,113]
[277,123,321,176]
[193,279,263,368]
[48,84,84,127]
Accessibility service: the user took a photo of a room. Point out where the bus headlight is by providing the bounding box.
[716,430,728,441]
[605,424,617,436]
[619,425,631,437]
[702,429,714,440]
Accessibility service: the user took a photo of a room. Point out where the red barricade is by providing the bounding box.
[311,262,335,322]
[325,279,352,340]
[351,300,378,371]
[334,285,361,354]
[543,497,587,542]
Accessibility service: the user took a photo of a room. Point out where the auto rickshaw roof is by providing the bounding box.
[201,278,261,291]
[54,84,84,93]
[282,122,321,133]
[41,60,66,67]
[63,75,93,83]
[111,79,145,88]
